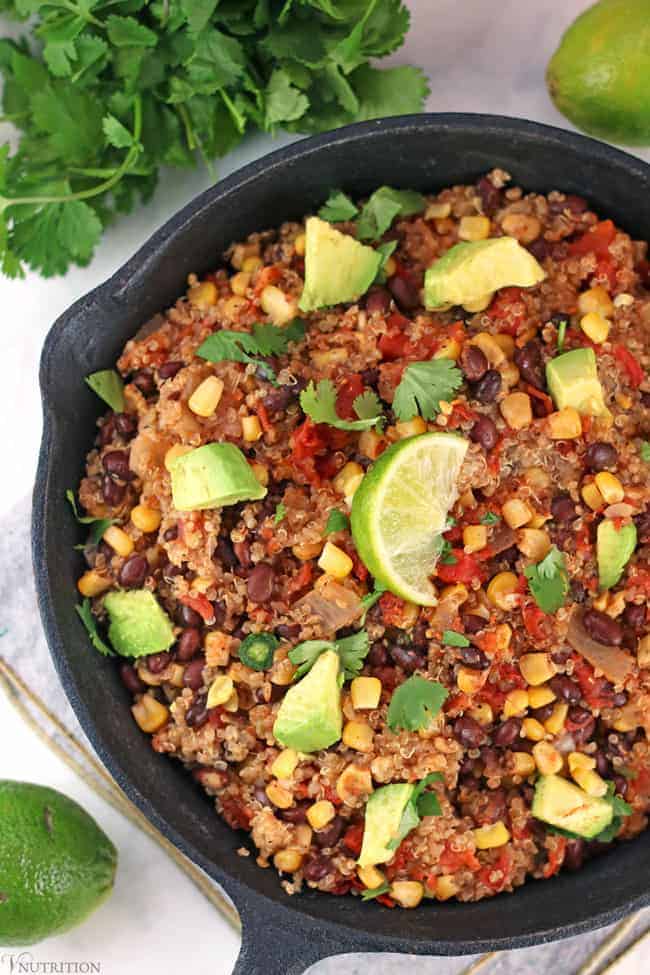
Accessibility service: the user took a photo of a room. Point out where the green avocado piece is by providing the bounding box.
[532,773,613,839]
[273,649,342,752]
[298,216,382,312]
[170,442,266,511]
[104,589,175,658]
[357,783,415,868]
[547,0,650,147]
[546,348,609,416]
[597,519,637,590]
[0,781,117,946]
[424,236,545,310]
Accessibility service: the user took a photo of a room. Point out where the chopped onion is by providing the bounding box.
[566,608,634,685]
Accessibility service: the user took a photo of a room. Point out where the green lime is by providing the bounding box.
[0,781,117,946]
[351,432,468,606]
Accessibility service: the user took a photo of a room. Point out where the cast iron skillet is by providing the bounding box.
[33,114,650,974]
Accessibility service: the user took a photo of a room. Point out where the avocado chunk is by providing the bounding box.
[597,519,637,590]
[546,348,609,416]
[357,783,415,868]
[298,216,382,312]
[273,649,342,752]
[169,442,266,511]
[424,236,545,310]
[104,589,175,657]
[532,773,613,839]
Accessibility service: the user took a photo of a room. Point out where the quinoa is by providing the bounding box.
[77,170,650,908]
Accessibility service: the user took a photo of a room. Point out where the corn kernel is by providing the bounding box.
[457,667,485,695]
[486,571,519,611]
[581,480,604,510]
[294,233,306,256]
[77,570,112,598]
[250,462,269,488]
[132,694,169,733]
[265,782,294,809]
[471,332,505,366]
[500,361,520,388]
[637,635,650,669]
[230,271,251,296]
[359,429,384,460]
[522,717,546,741]
[274,849,303,873]
[578,286,614,318]
[494,623,513,652]
[533,740,563,775]
[493,333,516,359]
[463,293,494,313]
[500,392,533,430]
[503,688,529,717]
[358,865,385,890]
[131,505,162,533]
[342,720,374,753]
[318,541,353,580]
[473,821,510,849]
[517,528,551,562]
[544,701,569,736]
[206,675,233,709]
[188,376,224,418]
[242,255,263,274]
[260,285,297,326]
[334,461,364,498]
[164,443,192,470]
[580,312,611,344]
[434,338,461,361]
[463,524,488,553]
[271,748,299,780]
[528,684,556,709]
[292,540,323,560]
[547,408,582,440]
[240,414,262,443]
[512,752,536,776]
[459,215,491,241]
[502,498,533,529]
[469,703,494,726]
[390,881,424,908]
[351,676,382,710]
[568,752,596,774]
[307,800,336,831]
[223,295,248,319]
[188,280,217,308]
[572,768,608,797]
[395,417,427,438]
[425,201,452,220]
[612,710,639,733]
[102,524,134,558]
[439,583,469,605]
[336,764,373,803]
[520,653,556,686]
[594,472,624,504]
[435,874,459,900]
[223,689,239,712]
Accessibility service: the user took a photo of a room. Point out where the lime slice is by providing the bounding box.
[351,432,469,606]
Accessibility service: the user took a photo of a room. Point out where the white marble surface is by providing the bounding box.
[1,1,649,972]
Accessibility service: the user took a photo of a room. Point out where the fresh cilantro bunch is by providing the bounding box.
[0,0,428,278]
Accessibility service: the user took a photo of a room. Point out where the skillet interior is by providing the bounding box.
[33,114,650,972]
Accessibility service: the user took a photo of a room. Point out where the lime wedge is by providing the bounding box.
[351,432,468,606]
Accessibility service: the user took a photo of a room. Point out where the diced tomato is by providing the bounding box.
[323,784,343,807]
[438,845,481,873]
[571,655,615,709]
[379,331,411,360]
[592,257,618,290]
[376,894,396,908]
[447,401,477,429]
[220,797,254,830]
[569,220,616,259]
[477,847,513,893]
[385,839,411,879]
[287,562,313,600]
[350,550,369,582]
[380,591,413,627]
[290,418,326,485]
[435,551,485,585]
[525,384,553,416]
[521,600,552,644]
[256,402,273,433]
[180,594,215,624]
[336,374,365,420]
[613,344,645,388]
[253,265,281,295]
[343,823,364,856]
[488,287,526,335]
[543,837,566,879]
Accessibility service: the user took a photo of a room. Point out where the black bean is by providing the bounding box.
[162,560,182,580]
[114,413,137,439]
[159,360,183,380]
[120,663,145,694]
[132,369,155,396]
[163,525,178,542]
[564,838,586,871]
[302,855,332,882]
[102,474,126,507]
[275,622,301,641]
[118,554,148,588]
[176,604,202,628]
[367,642,388,667]
[453,715,486,749]
[568,706,596,744]
[389,644,425,674]
[247,562,275,603]
[460,344,488,382]
[471,369,501,404]
[176,628,202,661]
[314,815,344,848]
[185,692,208,729]
[262,386,294,414]
[531,703,555,722]
[514,340,545,390]
[611,690,628,708]
[470,414,498,451]
[583,608,623,646]
[613,775,629,799]
[549,195,588,216]
[549,675,581,703]
[388,275,420,311]
[183,657,205,691]
[527,238,549,261]
[551,493,577,523]
[570,580,588,604]
[254,786,271,807]
[147,651,171,674]
[360,367,380,389]
[584,442,618,472]
[279,802,309,824]
[234,541,252,569]
[103,449,132,481]
[365,288,392,315]
[624,603,646,633]
[461,613,486,635]
[213,536,237,571]
[493,718,522,748]
[595,751,612,778]
[99,416,115,446]
[476,177,502,215]
[458,645,489,670]
[634,508,650,544]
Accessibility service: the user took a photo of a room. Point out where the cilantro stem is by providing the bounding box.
[176,103,197,152]
[0,96,142,213]
[62,0,104,27]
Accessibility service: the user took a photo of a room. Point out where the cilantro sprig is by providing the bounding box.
[273,502,287,525]
[300,379,383,431]
[76,599,114,657]
[524,545,569,614]
[392,360,463,422]
[325,510,350,535]
[66,489,114,547]
[319,185,425,241]
[387,675,448,732]
[289,630,370,682]
[197,320,305,382]
[85,369,125,413]
[359,581,387,623]
[386,772,443,850]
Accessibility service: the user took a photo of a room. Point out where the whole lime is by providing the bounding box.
[547,0,650,146]
[0,781,117,946]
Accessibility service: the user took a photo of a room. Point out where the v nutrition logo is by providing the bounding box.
[1,955,101,974]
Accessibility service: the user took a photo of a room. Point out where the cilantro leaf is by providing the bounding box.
[524,545,569,614]
[641,441,650,463]
[66,489,115,546]
[360,881,390,901]
[325,509,350,534]
[289,630,370,681]
[265,68,310,127]
[387,675,448,732]
[392,360,463,422]
[274,502,287,525]
[197,321,305,382]
[85,369,125,412]
[300,379,383,431]
[357,185,425,242]
[442,630,470,648]
[481,511,500,526]
[373,239,397,284]
[436,537,457,565]
[387,772,443,850]
[359,581,386,623]
[318,189,359,223]
[76,599,114,657]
